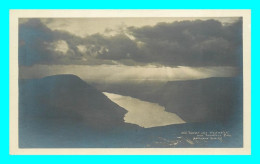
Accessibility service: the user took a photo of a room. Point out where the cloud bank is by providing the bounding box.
[19,18,242,68]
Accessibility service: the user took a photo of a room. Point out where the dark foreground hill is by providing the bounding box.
[19,74,142,147]
[19,75,242,148]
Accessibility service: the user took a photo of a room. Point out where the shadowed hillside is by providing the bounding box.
[19,74,143,147]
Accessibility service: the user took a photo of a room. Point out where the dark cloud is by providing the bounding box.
[127,19,243,67]
[19,18,242,67]
[19,19,84,66]
[19,19,54,66]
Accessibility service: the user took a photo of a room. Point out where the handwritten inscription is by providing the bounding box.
[149,131,233,147]
[181,131,231,142]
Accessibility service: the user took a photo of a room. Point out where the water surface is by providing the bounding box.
[103,92,185,128]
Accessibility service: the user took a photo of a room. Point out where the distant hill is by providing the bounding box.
[150,77,243,123]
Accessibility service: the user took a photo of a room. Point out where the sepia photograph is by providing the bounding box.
[9,10,251,155]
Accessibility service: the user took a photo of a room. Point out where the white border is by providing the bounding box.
[9,10,251,155]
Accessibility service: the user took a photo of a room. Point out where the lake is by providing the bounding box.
[103,92,185,128]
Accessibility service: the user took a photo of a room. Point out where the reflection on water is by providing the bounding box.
[103,92,185,128]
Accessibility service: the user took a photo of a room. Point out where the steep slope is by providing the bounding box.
[19,74,144,147]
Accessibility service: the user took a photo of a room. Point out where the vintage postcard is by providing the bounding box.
[9,10,251,155]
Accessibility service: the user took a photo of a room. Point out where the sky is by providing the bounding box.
[20,17,241,37]
[18,17,243,81]
[19,64,238,83]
